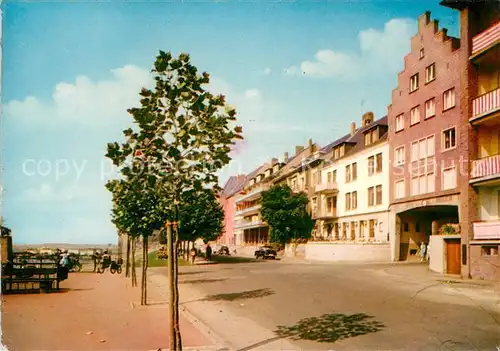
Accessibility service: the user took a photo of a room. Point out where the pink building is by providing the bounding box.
[218,175,246,246]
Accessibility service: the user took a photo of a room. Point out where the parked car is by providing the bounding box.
[215,245,230,256]
[254,246,277,259]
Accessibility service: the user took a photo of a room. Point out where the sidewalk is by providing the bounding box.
[2,268,213,350]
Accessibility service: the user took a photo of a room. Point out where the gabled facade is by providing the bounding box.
[387,12,467,272]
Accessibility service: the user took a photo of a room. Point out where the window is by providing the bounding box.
[395,180,405,199]
[346,165,351,183]
[352,163,357,181]
[443,88,456,110]
[425,98,436,119]
[368,187,375,206]
[443,127,456,150]
[364,133,371,146]
[410,73,419,92]
[334,148,340,159]
[415,222,421,232]
[412,136,435,162]
[352,191,358,209]
[481,245,499,256]
[369,220,376,239]
[395,114,405,132]
[368,156,375,176]
[410,106,420,125]
[420,48,424,59]
[395,146,405,166]
[403,222,409,232]
[442,167,457,190]
[425,63,435,83]
[332,170,337,182]
[350,222,356,240]
[412,173,435,196]
[345,193,351,210]
[342,223,348,240]
[327,172,332,183]
[376,153,383,173]
[376,185,382,205]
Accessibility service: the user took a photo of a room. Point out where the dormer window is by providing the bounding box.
[364,127,380,146]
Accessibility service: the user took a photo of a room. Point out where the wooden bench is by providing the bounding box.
[1,254,67,294]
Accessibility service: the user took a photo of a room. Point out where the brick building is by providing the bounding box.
[441,0,500,280]
[388,12,466,274]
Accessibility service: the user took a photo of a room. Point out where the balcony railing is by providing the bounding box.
[234,218,264,229]
[235,204,262,216]
[473,220,500,240]
[471,88,500,121]
[471,21,500,57]
[313,209,337,219]
[315,182,338,193]
[471,154,500,180]
[236,183,269,203]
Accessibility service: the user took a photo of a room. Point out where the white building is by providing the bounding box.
[306,113,393,262]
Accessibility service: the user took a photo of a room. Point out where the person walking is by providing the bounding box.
[419,242,427,262]
[206,244,212,261]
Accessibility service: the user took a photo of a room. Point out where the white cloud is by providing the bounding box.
[285,18,416,80]
[262,67,272,75]
[5,65,153,128]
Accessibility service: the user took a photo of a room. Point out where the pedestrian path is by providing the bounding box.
[2,267,214,350]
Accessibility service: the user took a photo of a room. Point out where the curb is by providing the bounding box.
[146,270,232,351]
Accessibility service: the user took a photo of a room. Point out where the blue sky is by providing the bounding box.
[1,1,459,244]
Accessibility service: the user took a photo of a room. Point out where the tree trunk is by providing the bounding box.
[167,223,177,349]
[126,235,131,278]
[173,223,183,350]
[141,234,149,305]
[131,237,138,287]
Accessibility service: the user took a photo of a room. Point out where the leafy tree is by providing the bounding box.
[105,50,242,350]
[261,184,315,245]
[106,179,167,304]
[179,189,224,244]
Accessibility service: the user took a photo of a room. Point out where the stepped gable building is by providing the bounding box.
[387,11,465,272]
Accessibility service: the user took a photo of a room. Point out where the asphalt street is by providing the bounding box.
[152,259,500,351]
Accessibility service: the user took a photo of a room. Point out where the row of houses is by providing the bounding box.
[218,1,500,281]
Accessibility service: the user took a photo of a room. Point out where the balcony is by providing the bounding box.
[235,204,262,217]
[471,154,500,185]
[315,182,338,194]
[471,21,500,59]
[236,183,269,203]
[291,184,308,193]
[473,221,500,240]
[471,88,500,124]
[314,209,337,219]
[234,218,265,230]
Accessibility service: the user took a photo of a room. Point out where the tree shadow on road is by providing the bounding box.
[202,288,274,302]
[180,278,227,284]
[275,313,385,343]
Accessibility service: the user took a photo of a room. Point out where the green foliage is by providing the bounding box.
[105,50,243,199]
[179,189,224,243]
[106,179,169,238]
[260,184,314,244]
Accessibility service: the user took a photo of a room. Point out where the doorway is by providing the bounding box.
[446,239,461,274]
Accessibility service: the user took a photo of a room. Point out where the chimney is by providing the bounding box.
[271,157,278,165]
[350,122,356,136]
[362,112,374,127]
[295,146,305,155]
[308,138,313,152]
[284,152,289,163]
